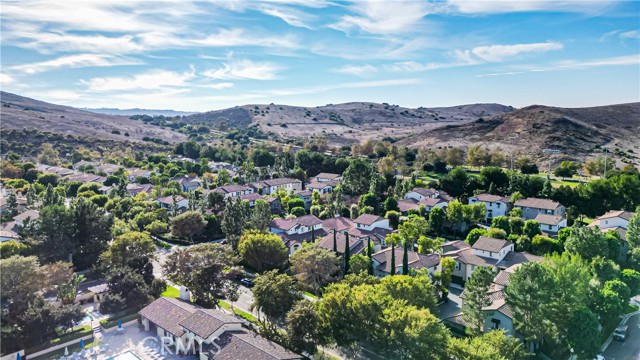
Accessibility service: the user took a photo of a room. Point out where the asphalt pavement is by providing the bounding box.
[603,312,640,360]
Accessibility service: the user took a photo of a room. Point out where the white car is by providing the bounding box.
[594,355,605,360]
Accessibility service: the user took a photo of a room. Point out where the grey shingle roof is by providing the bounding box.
[472,237,512,253]
[138,297,198,337]
[514,197,561,210]
[179,310,242,339]
[211,330,301,360]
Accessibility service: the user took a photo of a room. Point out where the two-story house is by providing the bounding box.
[514,197,565,220]
[253,178,302,195]
[269,214,324,254]
[139,297,301,360]
[404,187,441,201]
[534,214,567,234]
[468,194,511,222]
[313,173,343,183]
[589,210,636,261]
[371,247,440,277]
[155,195,188,211]
[354,214,392,231]
[214,185,255,199]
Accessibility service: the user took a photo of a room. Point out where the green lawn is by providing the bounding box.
[218,301,258,323]
[161,285,180,298]
[303,291,318,299]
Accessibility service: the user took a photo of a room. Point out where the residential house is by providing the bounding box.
[445,264,520,337]
[320,216,390,251]
[371,246,440,277]
[230,193,262,208]
[589,210,636,261]
[155,195,188,211]
[468,194,511,222]
[397,198,421,215]
[306,181,337,194]
[207,161,237,173]
[514,197,565,220]
[418,197,448,213]
[314,173,342,182]
[172,176,203,193]
[36,164,78,177]
[252,178,302,195]
[441,237,539,284]
[96,163,122,176]
[269,215,324,254]
[404,187,441,201]
[72,160,96,170]
[13,210,39,226]
[127,183,154,197]
[293,190,313,210]
[354,214,391,231]
[126,168,152,182]
[139,297,301,360]
[264,196,283,213]
[214,185,254,199]
[66,173,107,184]
[534,214,567,234]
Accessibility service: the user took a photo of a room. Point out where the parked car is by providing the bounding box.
[240,278,255,288]
[613,325,628,341]
[594,355,605,360]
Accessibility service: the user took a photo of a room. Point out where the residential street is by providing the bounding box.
[603,312,640,360]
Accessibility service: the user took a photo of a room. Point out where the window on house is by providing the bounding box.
[526,208,530,212]
[549,225,553,230]
[491,318,501,330]
[455,262,461,270]
[497,203,501,208]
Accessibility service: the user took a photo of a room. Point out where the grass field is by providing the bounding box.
[161,285,180,298]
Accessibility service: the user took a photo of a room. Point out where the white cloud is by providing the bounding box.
[456,42,564,63]
[554,54,640,69]
[1,73,15,85]
[9,54,142,74]
[446,0,616,14]
[202,82,235,90]
[260,6,314,29]
[202,58,282,80]
[332,64,378,77]
[80,69,196,92]
[330,1,432,35]
[620,30,640,40]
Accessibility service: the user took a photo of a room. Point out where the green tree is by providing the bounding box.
[462,266,494,335]
[252,270,301,332]
[285,300,323,355]
[429,206,446,235]
[288,244,339,294]
[620,269,640,295]
[466,228,487,246]
[487,227,507,239]
[163,243,238,307]
[221,197,249,250]
[565,226,609,261]
[566,307,600,360]
[628,211,640,248]
[383,197,399,212]
[448,330,531,360]
[172,211,206,242]
[99,231,155,269]
[349,254,371,275]
[491,215,510,234]
[343,232,351,274]
[342,158,374,195]
[506,262,554,351]
[239,231,288,272]
[249,199,272,231]
[435,257,455,300]
[522,220,542,240]
[554,161,579,179]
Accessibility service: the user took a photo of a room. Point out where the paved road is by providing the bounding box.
[437,286,463,319]
[603,312,640,360]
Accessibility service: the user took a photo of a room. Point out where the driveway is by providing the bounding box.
[437,286,463,320]
[603,311,640,360]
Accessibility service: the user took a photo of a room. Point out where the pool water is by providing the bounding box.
[79,314,94,325]
[107,351,142,360]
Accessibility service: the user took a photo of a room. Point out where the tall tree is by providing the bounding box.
[290,244,340,294]
[251,270,301,332]
[402,237,409,275]
[342,158,374,195]
[462,266,494,335]
[506,262,554,352]
[285,300,323,355]
[172,211,207,242]
[564,226,609,261]
[163,243,238,307]
[221,197,249,250]
[99,231,155,269]
[343,232,351,274]
[238,230,288,272]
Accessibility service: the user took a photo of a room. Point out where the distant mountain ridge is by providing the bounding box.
[182,102,514,145]
[399,103,640,162]
[84,108,195,117]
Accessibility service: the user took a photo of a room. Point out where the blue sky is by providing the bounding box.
[1,0,638,111]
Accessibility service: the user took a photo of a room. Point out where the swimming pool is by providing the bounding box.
[107,351,142,360]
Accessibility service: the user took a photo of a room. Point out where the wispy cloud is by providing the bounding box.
[1,73,15,85]
[620,30,640,40]
[476,54,640,77]
[259,5,314,29]
[455,42,564,63]
[202,57,282,80]
[9,54,142,74]
[332,64,378,77]
[330,1,432,35]
[80,68,196,92]
[446,0,617,14]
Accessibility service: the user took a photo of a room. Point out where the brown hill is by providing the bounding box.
[183,102,513,145]
[0,91,186,144]
[400,103,640,163]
